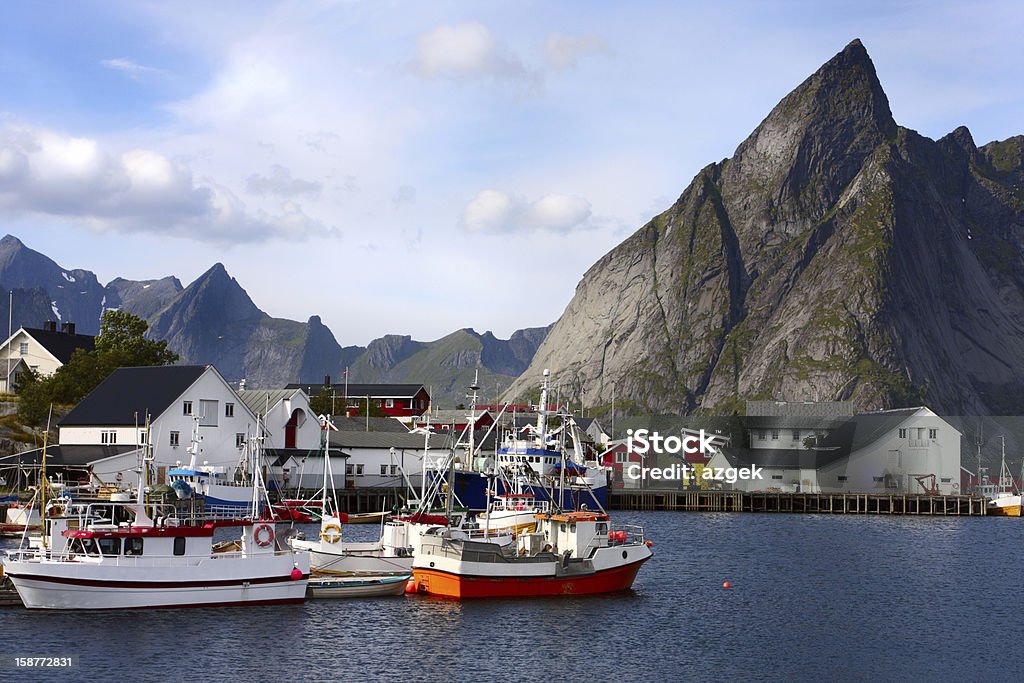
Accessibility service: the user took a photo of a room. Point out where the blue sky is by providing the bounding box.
[1,1,1022,345]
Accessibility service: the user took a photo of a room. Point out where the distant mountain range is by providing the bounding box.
[505,39,1024,416]
[0,234,549,406]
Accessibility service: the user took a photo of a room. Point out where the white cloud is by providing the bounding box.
[392,185,416,209]
[460,189,592,234]
[415,21,533,83]
[0,125,336,244]
[100,58,164,80]
[246,165,322,197]
[545,34,609,70]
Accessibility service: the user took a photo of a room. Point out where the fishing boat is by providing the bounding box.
[165,418,256,519]
[410,510,652,598]
[1,421,310,610]
[980,436,1022,517]
[434,370,608,511]
[307,573,410,598]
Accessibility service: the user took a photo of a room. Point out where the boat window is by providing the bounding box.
[596,523,608,534]
[97,537,122,556]
[124,537,144,556]
[173,537,186,556]
[560,524,566,533]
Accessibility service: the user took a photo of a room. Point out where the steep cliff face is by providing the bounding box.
[105,276,184,320]
[505,40,1024,415]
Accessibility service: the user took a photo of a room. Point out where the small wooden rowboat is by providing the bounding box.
[344,511,390,524]
[307,573,410,599]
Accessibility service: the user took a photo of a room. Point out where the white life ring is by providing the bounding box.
[253,523,275,547]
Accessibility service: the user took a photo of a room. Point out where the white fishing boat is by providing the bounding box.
[307,573,410,598]
[977,436,1022,517]
[1,420,310,610]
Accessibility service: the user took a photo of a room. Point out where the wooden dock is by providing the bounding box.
[608,489,989,516]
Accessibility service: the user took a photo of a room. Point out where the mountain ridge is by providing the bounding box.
[504,39,1024,416]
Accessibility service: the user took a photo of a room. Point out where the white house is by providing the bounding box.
[236,388,320,451]
[0,322,94,392]
[708,407,961,495]
[326,430,452,491]
[57,365,260,485]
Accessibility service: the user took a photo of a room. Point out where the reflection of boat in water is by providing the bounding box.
[410,511,652,599]
[308,573,410,598]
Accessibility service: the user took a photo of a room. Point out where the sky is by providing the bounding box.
[1,1,1022,346]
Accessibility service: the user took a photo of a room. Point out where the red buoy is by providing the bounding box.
[291,568,303,580]
[723,581,731,589]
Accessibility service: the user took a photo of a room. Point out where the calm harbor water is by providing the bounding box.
[3,511,1023,682]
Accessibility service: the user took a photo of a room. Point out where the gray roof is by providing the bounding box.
[3,444,139,467]
[746,400,855,417]
[331,416,410,433]
[329,430,448,450]
[58,365,209,427]
[420,410,491,423]
[237,389,304,416]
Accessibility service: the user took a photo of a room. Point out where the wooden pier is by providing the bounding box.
[608,489,989,516]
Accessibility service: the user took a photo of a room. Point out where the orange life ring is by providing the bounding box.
[253,523,275,547]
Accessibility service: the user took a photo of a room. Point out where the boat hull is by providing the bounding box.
[291,539,413,575]
[308,574,410,598]
[411,557,648,599]
[4,554,309,610]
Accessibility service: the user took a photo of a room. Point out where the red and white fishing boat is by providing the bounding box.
[410,510,652,598]
[2,502,309,610]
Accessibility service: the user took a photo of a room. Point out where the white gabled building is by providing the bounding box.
[708,406,962,495]
[58,365,260,484]
[0,323,95,393]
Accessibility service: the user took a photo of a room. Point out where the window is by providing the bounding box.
[390,465,398,475]
[225,403,234,418]
[898,428,907,439]
[235,433,245,449]
[183,401,193,416]
[124,538,144,556]
[385,399,394,408]
[873,476,884,483]
[199,399,218,427]
[940,478,952,483]
[139,431,147,444]
[346,464,354,476]
[837,476,848,482]
[173,537,186,556]
[380,464,389,476]
[356,464,364,476]
[18,342,28,355]
[792,430,801,441]
[770,429,779,441]
[170,431,180,447]
[757,430,767,440]
[101,430,117,444]
[929,429,937,439]
[771,475,783,480]
[97,538,122,556]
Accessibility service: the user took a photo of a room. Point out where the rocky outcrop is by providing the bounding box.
[505,40,1024,416]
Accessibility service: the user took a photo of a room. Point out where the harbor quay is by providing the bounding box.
[608,488,991,516]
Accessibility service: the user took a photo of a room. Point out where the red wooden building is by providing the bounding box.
[287,381,430,418]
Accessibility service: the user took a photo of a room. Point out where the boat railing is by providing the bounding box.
[607,524,645,545]
[459,527,512,541]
